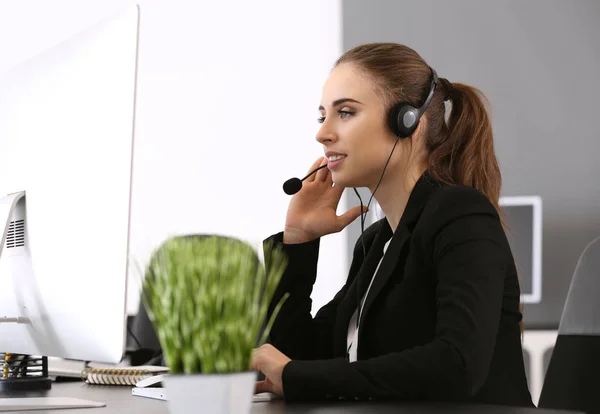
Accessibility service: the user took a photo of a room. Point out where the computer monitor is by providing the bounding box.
[368,195,542,304]
[499,196,543,304]
[0,4,139,365]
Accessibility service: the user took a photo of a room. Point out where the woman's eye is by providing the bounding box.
[318,110,354,123]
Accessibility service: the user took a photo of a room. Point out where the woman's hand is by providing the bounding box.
[283,157,366,244]
[251,344,291,396]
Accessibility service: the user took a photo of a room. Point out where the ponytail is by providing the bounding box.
[427,82,525,335]
[427,83,501,217]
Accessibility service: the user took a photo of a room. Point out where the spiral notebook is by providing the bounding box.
[80,365,169,386]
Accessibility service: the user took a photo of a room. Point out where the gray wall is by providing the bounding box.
[343,0,600,329]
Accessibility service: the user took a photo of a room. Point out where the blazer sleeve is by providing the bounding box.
[263,232,344,360]
[279,187,509,401]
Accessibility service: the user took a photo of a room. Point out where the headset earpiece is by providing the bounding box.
[388,103,421,138]
[388,67,439,139]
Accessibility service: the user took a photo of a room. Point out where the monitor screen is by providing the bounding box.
[500,196,542,304]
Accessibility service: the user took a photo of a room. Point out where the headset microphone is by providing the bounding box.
[282,164,328,195]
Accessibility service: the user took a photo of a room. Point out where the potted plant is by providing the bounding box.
[140,234,288,414]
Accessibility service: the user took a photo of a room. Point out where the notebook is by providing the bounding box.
[81,365,169,386]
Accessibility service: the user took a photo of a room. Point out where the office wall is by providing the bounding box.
[0,0,347,316]
[342,0,600,328]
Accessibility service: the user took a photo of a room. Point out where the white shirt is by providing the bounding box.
[346,239,392,362]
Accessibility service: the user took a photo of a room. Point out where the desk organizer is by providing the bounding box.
[0,353,51,391]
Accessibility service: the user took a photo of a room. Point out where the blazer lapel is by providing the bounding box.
[355,224,393,300]
[357,221,411,347]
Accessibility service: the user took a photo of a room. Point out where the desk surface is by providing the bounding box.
[0,382,584,414]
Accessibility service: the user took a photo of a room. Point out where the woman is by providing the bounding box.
[250,42,534,407]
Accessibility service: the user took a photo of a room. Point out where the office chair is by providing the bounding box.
[538,236,600,414]
[129,297,164,366]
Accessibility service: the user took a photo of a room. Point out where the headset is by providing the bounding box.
[387,67,439,138]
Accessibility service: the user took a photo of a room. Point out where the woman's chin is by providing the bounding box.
[332,175,357,189]
[331,173,347,188]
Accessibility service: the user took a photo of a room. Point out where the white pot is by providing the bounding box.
[162,371,257,414]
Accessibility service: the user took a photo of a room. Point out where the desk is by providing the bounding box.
[1,382,584,414]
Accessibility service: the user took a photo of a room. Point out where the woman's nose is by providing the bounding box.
[316,125,337,144]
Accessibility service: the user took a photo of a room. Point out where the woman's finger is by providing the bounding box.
[316,160,330,181]
[249,351,261,372]
[305,157,325,182]
[255,380,270,394]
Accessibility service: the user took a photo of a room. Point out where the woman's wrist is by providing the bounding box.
[283,228,317,244]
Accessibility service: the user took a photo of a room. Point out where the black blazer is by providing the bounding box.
[264,172,534,407]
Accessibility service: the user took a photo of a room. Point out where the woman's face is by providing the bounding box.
[316,63,413,190]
